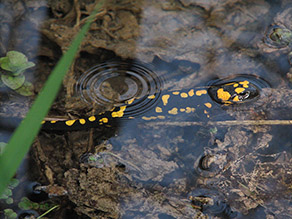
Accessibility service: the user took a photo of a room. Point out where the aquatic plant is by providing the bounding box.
[0,178,19,204]
[18,197,53,211]
[4,208,17,219]
[0,51,35,96]
[0,178,57,218]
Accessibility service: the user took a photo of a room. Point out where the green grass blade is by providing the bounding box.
[37,205,60,219]
[0,1,104,195]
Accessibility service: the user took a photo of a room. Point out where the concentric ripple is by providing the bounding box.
[207,74,270,105]
[75,61,163,117]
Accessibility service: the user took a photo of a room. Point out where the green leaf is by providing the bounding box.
[39,203,50,210]
[12,61,35,76]
[0,57,9,70]
[1,74,25,90]
[13,63,35,76]
[18,197,32,210]
[0,51,35,75]
[4,188,12,196]
[4,209,18,219]
[0,187,11,199]
[0,0,105,196]
[15,81,34,96]
[7,51,27,66]
[8,178,19,188]
[5,197,13,204]
[6,51,27,67]
[0,192,8,199]
[32,202,39,209]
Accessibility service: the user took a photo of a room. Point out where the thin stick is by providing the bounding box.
[146,120,292,127]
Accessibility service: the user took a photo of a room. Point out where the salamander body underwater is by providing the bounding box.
[42,75,266,131]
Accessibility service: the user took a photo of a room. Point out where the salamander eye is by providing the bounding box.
[237,90,250,101]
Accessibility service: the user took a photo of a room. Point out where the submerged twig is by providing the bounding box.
[146,120,292,127]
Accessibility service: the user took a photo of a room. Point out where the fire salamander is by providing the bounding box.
[42,77,264,131]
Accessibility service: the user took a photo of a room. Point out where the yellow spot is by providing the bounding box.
[142,116,157,121]
[168,107,178,115]
[233,96,240,102]
[155,107,162,113]
[172,91,180,95]
[180,108,186,112]
[224,101,232,105]
[111,106,127,118]
[188,89,195,97]
[79,119,86,124]
[89,116,96,122]
[217,88,231,101]
[41,121,45,124]
[110,107,115,111]
[239,80,249,88]
[204,103,212,108]
[162,95,170,106]
[99,117,108,123]
[180,92,188,98]
[235,87,245,94]
[224,82,236,86]
[233,83,239,87]
[65,120,76,126]
[204,110,210,118]
[196,90,207,96]
[128,116,135,119]
[186,107,193,113]
[50,120,57,124]
[148,95,155,99]
[157,115,165,119]
[126,98,135,104]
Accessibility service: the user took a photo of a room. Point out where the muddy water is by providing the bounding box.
[0,0,292,218]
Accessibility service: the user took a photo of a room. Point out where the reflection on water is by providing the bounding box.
[1,0,292,218]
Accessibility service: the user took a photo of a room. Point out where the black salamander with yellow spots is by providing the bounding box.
[42,75,268,131]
